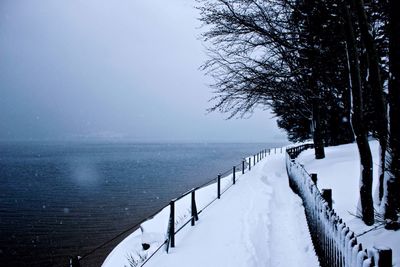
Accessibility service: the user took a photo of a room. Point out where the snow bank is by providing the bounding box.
[145,153,318,267]
[103,151,319,267]
[102,171,239,267]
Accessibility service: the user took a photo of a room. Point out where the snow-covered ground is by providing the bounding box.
[103,152,319,267]
[297,141,400,266]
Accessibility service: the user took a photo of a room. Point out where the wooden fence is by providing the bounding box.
[286,144,393,267]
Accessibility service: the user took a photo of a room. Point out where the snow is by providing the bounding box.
[102,171,237,267]
[297,141,400,266]
[103,152,319,267]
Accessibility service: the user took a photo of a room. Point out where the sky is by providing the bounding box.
[0,0,286,143]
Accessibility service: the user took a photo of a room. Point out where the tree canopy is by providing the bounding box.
[198,0,399,225]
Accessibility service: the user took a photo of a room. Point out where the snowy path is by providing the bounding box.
[146,153,319,267]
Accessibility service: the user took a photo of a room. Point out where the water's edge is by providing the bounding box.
[0,142,285,267]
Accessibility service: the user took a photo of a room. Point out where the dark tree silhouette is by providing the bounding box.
[198,0,397,225]
[342,0,374,225]
[384,0,400,221]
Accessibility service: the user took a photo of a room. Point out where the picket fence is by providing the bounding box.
[286,144,393,267]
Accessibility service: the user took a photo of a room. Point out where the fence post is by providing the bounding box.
[69,256,80,267]
[275,147,277,154]
[242,160,245,174]
[249,158,251,170]
[217,174,221,199]
[374,247,392,267]
[311,173,318,185]
[269,148,271,155]
[191,190,198,226]
[280,147,282,153]
[233,166,236,184]
[253,155,256,165]
[168,200,175,249]
[322,189,332,209]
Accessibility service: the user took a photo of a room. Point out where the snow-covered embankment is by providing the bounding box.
[104,152,319,267]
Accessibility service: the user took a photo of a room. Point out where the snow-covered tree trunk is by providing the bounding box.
[353,0,388,206]
[382,0,400,221]
[343,2,375,225]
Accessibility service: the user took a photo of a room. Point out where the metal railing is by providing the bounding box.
[69,147,283,267]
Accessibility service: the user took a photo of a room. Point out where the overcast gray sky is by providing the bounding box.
[0,0,286,142]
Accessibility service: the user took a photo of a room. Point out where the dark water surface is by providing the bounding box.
[0,142,284,267]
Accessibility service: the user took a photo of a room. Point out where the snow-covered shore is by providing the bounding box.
[102,141,399,267]
[297,141,400,266]
[103,152,319,267]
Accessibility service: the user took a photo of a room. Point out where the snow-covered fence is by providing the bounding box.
[286,145,393,267]
[69,147,281,267]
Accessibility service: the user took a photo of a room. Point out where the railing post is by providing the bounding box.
[69,256,80,267]
[168,200,175,249]
[233,166,236,184]
[374,247,392,267]
[242,160,245,174]
[322,189,332,209]
[217,174,221,199]
[191,190,198,226]
[311,173,318,185]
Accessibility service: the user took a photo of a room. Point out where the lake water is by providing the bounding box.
[0,142,284,267]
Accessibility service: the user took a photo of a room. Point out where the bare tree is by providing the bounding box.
[198,0,327,159]
[342,0,374,225]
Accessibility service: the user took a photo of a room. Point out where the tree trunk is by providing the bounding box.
[353,0,388,205]
[312,96,325,159]
[342,45,356,145]
[304,0,325,160]
[384,0,400,221]
[343,2,375,225]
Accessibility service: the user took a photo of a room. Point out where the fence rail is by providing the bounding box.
[286,144,393,267]
[69,147,283,267]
